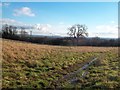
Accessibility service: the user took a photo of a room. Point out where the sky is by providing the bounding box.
[1,2,118,38]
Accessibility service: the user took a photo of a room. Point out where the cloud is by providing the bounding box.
[96,25,117,32]
[0,18,36,31]
[1,18,26,26]
[0,18,52,31]
[89,23,118,38]
[33,23,71,36]
[34,24,52,33]
[0,20,63,36]
[13,7,35,17]
[46,23,72,36]
[0,3,10,7]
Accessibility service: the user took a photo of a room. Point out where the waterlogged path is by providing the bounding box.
[63,58,98,83]
[64,58,98,78]
[52,52,107,88]
[54,57,99,88]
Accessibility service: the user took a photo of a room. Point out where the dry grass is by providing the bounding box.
[2,39,117,63]
[2,39,117,53]
[2,39,118,88]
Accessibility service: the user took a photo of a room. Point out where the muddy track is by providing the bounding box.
[53,53,106,88]
[64,58,98,85]
[63,58,98,79]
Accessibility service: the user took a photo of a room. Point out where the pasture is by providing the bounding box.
[2,39,119,89]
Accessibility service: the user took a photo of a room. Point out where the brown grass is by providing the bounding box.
[2,39,117,60]
[2,39,119,88]
[2,39,117,53]
[2,39,117,67]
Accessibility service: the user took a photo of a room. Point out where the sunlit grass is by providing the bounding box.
[2,39,119,89]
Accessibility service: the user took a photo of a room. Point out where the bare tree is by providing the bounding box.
[67,24,88,45]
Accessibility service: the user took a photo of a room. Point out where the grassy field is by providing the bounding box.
[2,39,119,89]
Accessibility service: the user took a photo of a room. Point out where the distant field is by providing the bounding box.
[2,39,119,89]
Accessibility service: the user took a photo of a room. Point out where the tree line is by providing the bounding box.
[1,24,119,46]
